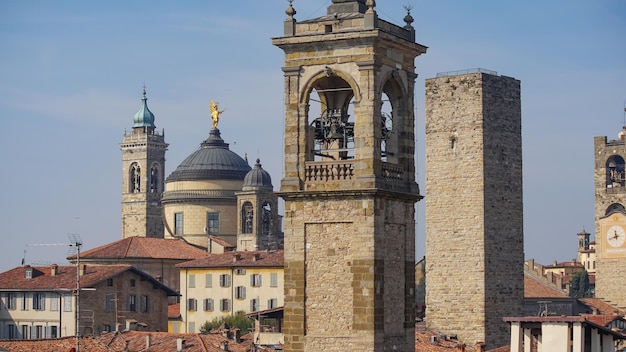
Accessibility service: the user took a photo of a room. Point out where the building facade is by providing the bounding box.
[0,264,177,339]
[176,251,284,333]
[272,1,426,350]
[120,88,168,238]
[594,131,626,309]
[425,70,524,348]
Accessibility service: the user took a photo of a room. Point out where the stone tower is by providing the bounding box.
[236,159,282,251]
[424,70,524,348]
[120,88,168,238]
[594,130,626,309]
[272,1,426,351]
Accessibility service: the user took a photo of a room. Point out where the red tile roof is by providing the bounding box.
[0,265,177,295]
[176,250,284,268]
[168,303,181,319]
[582,314,624,327]
[0,336,113,352]
[70,237,208,261]
[579,297,625,315]
[524,275,568,298]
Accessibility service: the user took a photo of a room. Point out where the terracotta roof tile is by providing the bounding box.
[0,264,177,296]
[168,303,181,319]
[582,314,624,327]
[99,330,257,351]
[176,250,283,268]
[524,274,568,298]
[579,297,625,315]
[0,336,113,351]
[70,237,208,261]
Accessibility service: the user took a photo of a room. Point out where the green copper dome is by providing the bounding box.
[133,88,156,129]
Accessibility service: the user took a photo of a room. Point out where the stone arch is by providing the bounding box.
[300,68,360,161]
[241,201,253,234]
[606,203,626,216]
[149,162,160,193]
[129,162,141,193]
[378,72,409,163]
[606,155,625,188]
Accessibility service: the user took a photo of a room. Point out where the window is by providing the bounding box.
[262,202,272,234]
[21,292,28,310]
[102,325,111,333]
[188,322,195,333]
[267,298,278,309]
[128,295,137,312]
[235,286,246,299]
[63,293,72,312]
[140,295,149,312]
[251,274,262,287]
[187,298,197,311]
[32,293,45,310]
[207,212,219,235]
[171,322,179,333]
[130,163,141,192]
[130,279,136,287]
[50,294,58,311]
[270,273,278,287]
[105,293,115,312]
[34,325,43,339]
[204,274,212,288]
[235,268,246,275]
[250,298,259,312]
[7,324,16,339]
[203,298,214,311]
[188,274,195,288]
[21,325,28,340]
[220,298,231,312]
[174,213,184,235]
[7,293,16,310]
[49,325,58,338]
[242,202,253,234]
[107,278,113,286]
[149,163,159,193]
[219,274,231,287]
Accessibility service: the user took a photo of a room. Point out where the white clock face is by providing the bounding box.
[606,225,626,248]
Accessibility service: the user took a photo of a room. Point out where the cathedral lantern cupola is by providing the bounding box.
[132,87,156,131]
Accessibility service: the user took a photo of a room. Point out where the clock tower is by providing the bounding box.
[594,130,626,309]
[272,1,426,351]
[120,88,168,238]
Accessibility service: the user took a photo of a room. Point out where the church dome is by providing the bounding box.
[166,129,251,182]
[243,159,273,190]
[133,89,156,129]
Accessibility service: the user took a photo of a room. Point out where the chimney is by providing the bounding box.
[234,328,241,343]
[146,335,151,348]
[475,342,485,352]
[220,340,229,351]
[79,264,87,276]
[456,343,466,352]
[177,338,185,351]
[50,264,58,276]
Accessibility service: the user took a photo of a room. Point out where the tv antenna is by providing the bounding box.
[26,234,83,352]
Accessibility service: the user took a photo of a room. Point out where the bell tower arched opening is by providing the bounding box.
[606,155,625,188]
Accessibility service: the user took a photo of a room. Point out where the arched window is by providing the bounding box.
[606,155,625,188]
[130,163,141,193]
[605,203,626,216]
[149,163,160,193]
[262,202,272,235]
[242,202,253,234]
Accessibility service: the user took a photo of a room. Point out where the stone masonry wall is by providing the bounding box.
[594,136,626,309]
[425,72,523,349]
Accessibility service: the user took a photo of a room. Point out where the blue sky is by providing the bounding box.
[0,1,624,272]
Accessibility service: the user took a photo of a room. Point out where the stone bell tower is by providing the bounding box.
[120,88,168,238]
[272,1,426,351]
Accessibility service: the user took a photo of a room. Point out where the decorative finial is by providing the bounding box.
[366,0,376,11]
[286,0,296,20]
[209,99,225,129]
[403,5,414,29]
[142,84,147,100]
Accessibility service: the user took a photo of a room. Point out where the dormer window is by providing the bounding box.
[24,267,32,279]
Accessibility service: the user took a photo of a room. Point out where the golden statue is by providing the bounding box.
[210,99,225,129]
